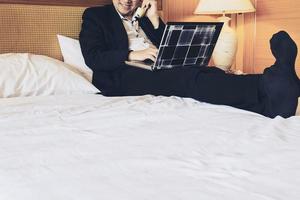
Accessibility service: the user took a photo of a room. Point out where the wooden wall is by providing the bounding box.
[162,0,300,76]
[252,0,300,76]
[162,0,215,22]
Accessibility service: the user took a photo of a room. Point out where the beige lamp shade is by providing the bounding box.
[194,0,256,14]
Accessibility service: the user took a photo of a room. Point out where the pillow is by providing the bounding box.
[57,34,93,82]
[0,53,99,98]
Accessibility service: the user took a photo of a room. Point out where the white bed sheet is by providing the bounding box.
[0,94,300,200]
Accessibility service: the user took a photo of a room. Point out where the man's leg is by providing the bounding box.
[119,31,300,118]
[119,66,266,115]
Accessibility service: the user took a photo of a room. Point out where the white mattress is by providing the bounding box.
[0,94,300,200]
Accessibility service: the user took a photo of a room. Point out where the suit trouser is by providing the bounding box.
[114,66,265,115]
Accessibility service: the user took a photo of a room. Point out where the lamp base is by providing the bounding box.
[212,16,238,71]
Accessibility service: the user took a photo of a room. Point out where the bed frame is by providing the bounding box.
[0,0,162,60]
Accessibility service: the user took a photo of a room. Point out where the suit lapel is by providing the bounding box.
[107,5,129,49]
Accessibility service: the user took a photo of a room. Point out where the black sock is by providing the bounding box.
[270,31,298,74]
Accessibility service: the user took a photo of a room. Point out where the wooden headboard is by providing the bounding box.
[0,1,113,60]
[0,0,111,7]
[0,0,162,8]
[0,0,162,61]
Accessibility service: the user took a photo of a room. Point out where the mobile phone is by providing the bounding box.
[132,4,150,20]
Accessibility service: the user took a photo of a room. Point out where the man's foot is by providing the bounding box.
[262,31,300,118]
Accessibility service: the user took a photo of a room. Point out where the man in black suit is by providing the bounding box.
[80,0,299,118]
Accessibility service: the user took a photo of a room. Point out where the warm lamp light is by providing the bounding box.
[194,0,256,71]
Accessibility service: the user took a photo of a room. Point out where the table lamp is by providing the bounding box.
[194,0,256,71]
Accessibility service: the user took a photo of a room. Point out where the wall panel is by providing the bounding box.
[163,0,215,22]
[254,0,300,76]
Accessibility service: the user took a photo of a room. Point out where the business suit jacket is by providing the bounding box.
[79,4,165,95]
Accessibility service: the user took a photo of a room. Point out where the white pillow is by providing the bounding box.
[0,53,99,98]
[57,34,93,82]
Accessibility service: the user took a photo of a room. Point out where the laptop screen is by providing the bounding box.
[153,22,223,70]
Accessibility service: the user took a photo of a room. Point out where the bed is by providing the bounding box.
[1,2,300,200]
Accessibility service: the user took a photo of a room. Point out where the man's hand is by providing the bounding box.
[128,46,158,62]
[141,0,160,29]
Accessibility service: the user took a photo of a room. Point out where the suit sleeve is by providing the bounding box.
[79,9,129,72]
[140,17,166,48]
[154,18,166,41]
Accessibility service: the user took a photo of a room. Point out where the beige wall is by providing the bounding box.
[162,0,216,22]
[162,0,300,76]
[252,0,300,76]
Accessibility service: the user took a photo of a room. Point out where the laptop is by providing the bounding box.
[125,22,223,71]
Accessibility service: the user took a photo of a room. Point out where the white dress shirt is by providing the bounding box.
[117,11,153,51]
